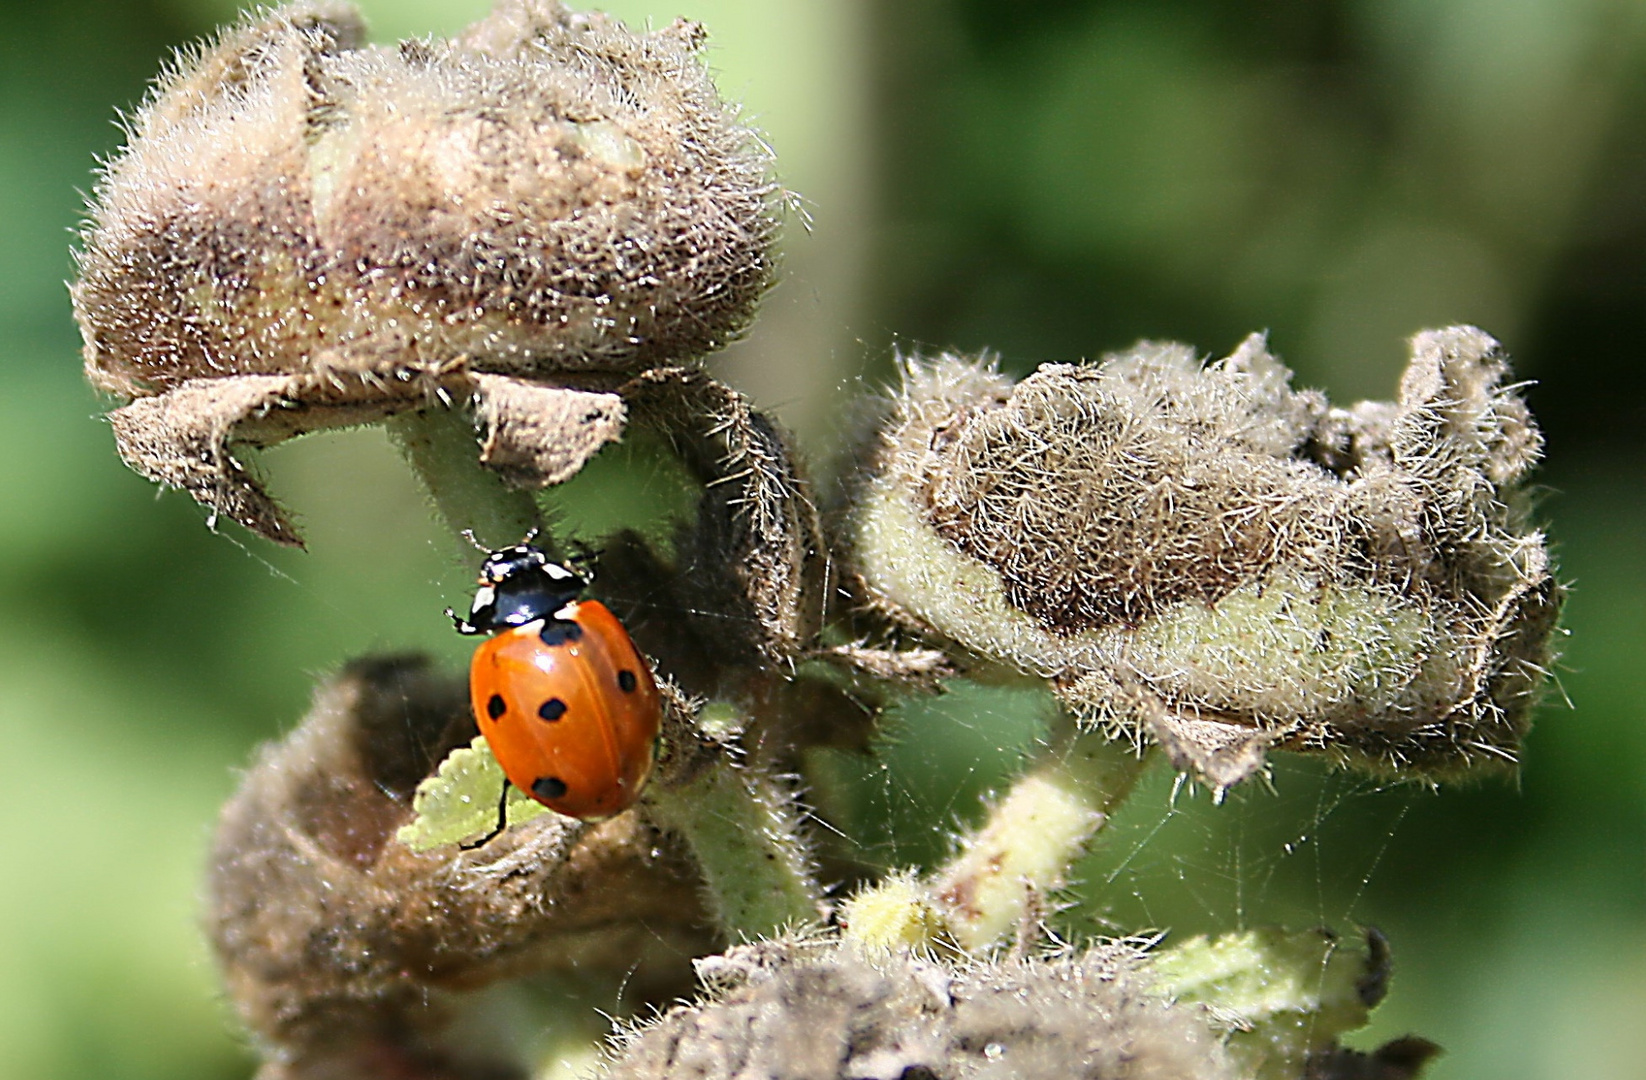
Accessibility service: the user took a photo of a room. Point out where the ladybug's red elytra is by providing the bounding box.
[450,542,661,838]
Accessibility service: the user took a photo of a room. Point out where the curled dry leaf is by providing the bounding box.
[619,366,828,668]
[851,326,1561,790]
[73,0,780,544]
[206,655,712,1079]
[1306,1037,1443,1080]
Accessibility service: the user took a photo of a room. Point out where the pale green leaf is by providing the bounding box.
[395,736,550,852]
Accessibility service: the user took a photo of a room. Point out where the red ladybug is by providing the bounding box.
[450,542,661,834]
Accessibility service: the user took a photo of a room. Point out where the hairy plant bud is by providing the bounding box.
[77,0,776,392]
[207,655,711,1079]
[605,936,1237,1080]
[851,327,1560,789]
[73,0,779,543]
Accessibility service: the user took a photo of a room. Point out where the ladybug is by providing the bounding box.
[450,541,661,837]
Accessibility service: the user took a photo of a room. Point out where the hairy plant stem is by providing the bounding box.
[387,405,542,549]
[927,721,1153,952]
[645,756,824,940]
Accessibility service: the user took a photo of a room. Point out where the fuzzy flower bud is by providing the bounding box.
[73,0,779,544]
[851,327,1561,789]
[605,936,1238,1080]
[207,655,711,1078]
[77,0,775,391]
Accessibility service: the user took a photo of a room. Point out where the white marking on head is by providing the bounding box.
[470,584,496,616]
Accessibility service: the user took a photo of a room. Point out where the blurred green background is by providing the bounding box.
[1,1,1641,1077]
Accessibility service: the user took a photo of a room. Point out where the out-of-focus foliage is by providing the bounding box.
[1,1,1641,1079]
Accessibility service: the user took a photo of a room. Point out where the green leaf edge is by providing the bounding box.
[395,735,550,852]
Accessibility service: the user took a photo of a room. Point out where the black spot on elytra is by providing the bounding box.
[532,776,568,801]
[486,694,507,720]
[539,620,584,646]
[617,669,637,693]
[538,698,567,722]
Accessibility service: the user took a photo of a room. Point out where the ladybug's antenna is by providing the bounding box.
[458,528,488,553]
[521,526,541,546]
[564,538,604,580]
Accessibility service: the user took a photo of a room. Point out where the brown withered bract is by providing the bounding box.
[74,0,780,545]
[851,326,1561,790]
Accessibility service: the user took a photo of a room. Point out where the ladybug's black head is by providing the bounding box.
[453,544,586,634]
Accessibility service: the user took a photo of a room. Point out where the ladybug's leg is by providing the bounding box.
[461,777,513,850]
